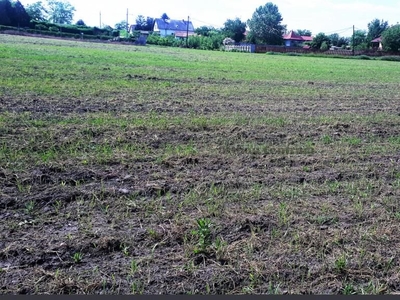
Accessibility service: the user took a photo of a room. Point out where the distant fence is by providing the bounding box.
[224,43,395,56]
[254,44,393,56]
[224,43,256,53]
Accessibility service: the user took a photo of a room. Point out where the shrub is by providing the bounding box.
[98,35,111,40]
[0,25,16,31]
[382,24,400,53]
[157,36,176,47]
[35,24,48,31]
[188,35,201,48]
[379,56,400,62]
[49,26,59,32]
[286,52,302,56]
[147,33,161,45]
[320,41,329,51]
[355,55,372,60]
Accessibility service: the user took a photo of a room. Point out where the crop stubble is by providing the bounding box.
[1,35,400,294]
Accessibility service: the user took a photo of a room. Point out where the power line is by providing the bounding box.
[190,17,221,29]
[324,26,353,35]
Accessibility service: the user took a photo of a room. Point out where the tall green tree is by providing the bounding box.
[352,29,367,50]
[337,36,349,47]
[297,29,312,36]
[143,17,154,31]
[25,1,47,21]
[0,0,30,27]
[135,15,146,29]
[75,19,85,26]
[114,20,128,30]
[12,1,30,27]
[310,33,331,50]
[367,18,388,42]
[329,33,340,46]
[0,0,14,26]
[134,15,154,31]
[223,18,246,42]
[195,26,216,37]
[382,24,400,52]
[46,0,75,24]
[247,2,286,45]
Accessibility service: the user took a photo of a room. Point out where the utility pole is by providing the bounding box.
[99,11,102,28]
[186,16,190,48]
[352,25,355,56]
[126,8,129,38]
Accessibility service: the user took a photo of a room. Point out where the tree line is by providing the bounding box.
[0,0,76,27]
[0,0,120,39]
[134,2,400,52]
[1,0,399,52]
[201,3,399,52]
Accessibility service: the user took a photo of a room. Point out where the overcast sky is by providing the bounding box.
[20,0,399,36]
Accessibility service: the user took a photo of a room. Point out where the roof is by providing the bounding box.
[371,36,382,43]
[283,30,313,41]
[154,18,195,32]
[174,31,196,38]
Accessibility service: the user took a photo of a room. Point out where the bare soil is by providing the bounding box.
[1,41,400,295]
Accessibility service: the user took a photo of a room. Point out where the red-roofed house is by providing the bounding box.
[283,30,313,47]
[371,36,383,50]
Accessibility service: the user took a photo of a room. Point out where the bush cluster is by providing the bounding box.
[0,21,120,41]
[146,33,224,50]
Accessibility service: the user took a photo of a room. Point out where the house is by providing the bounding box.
[153,18,195,38]
[371,36,383,50]
[283,30,313,47]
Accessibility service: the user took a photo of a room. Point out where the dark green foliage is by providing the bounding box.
[75,19,85,26]
[247,2,286,45]
[12,1,31,27]
[146,32,224,50]
[355,55,372,60]
[352,30,367,50]
[45,1,73,25]
[223,18,246,43]
[326,34,348,48]
[382,25,400,53]
[286,52,302,56]
[25,1,47,21]
[114,20,127,31]
[0,0,14,26]
[146,34,176,47]
[0,17,117,41]
[34,23,47,30]
[47,0,75,24]
[0,0,30,27]
[0,25,17,31]
[189,34,224,50]
[320,41,329,51]
[310,33,331,50]
[135,15,154,31]
[379,56,400,62]
[367,19,389,43]
[337,36,350,47]
[297,29,312,36]
[195,26,217,37]
[329,33,340,46]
